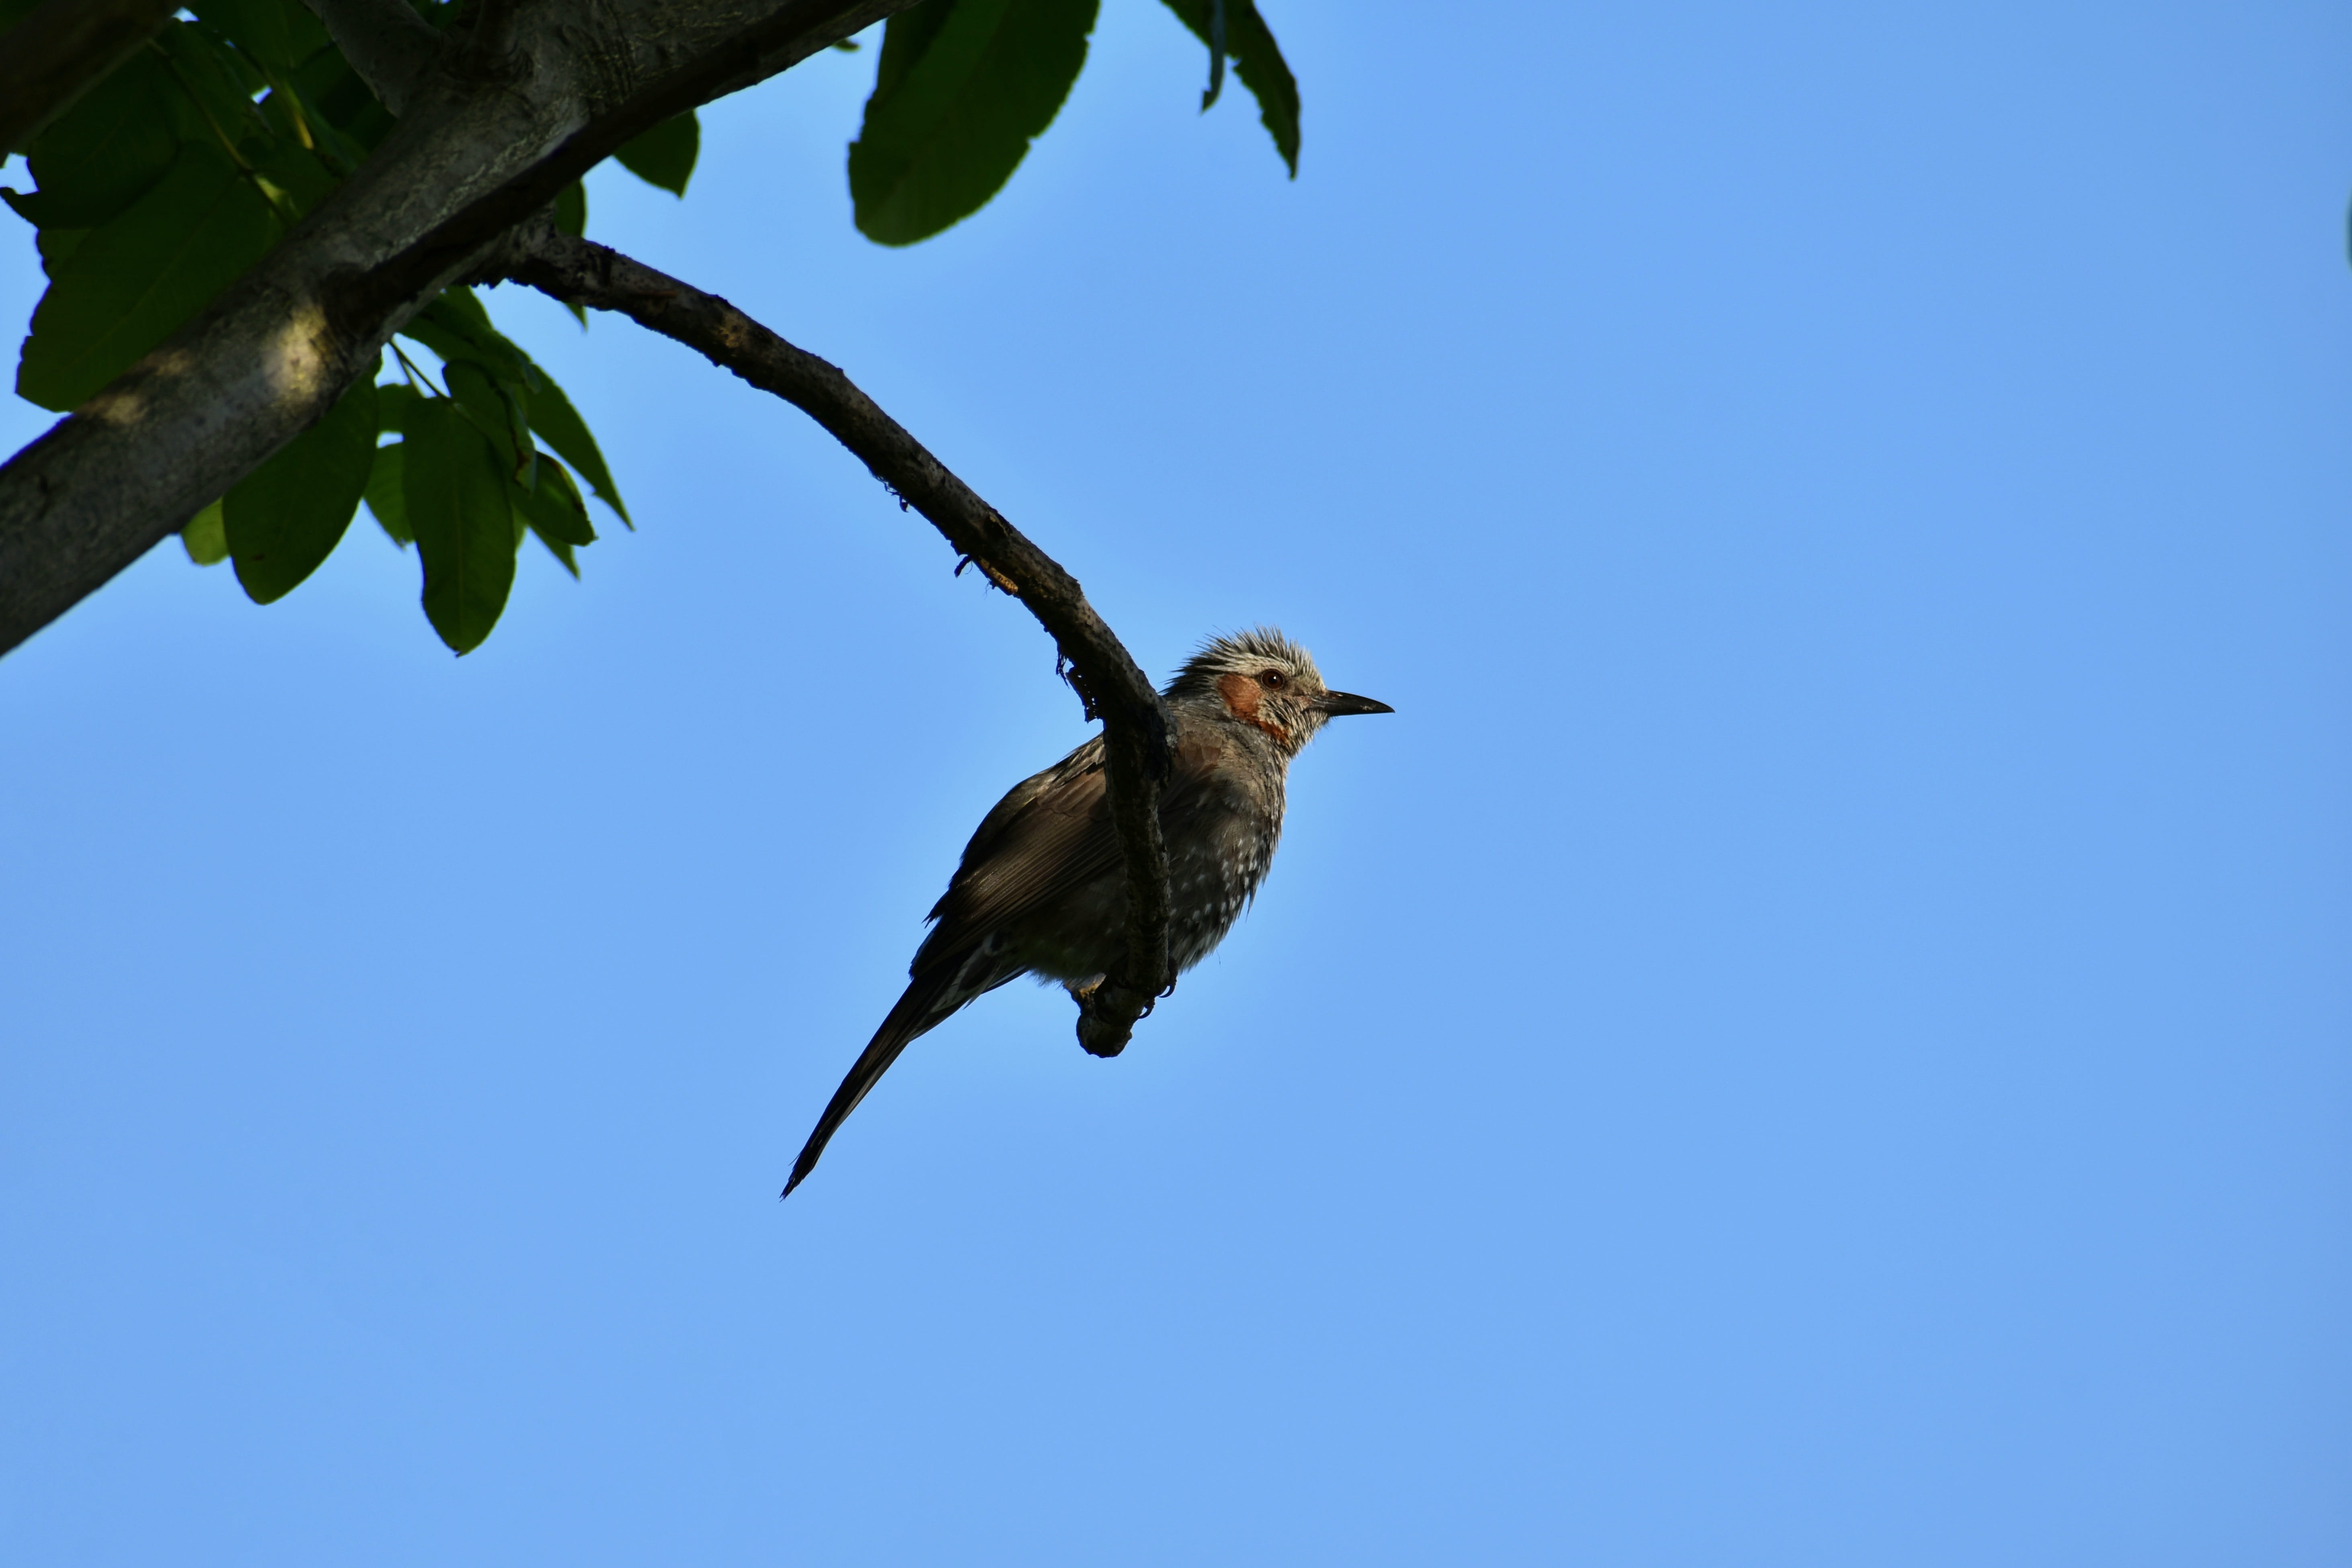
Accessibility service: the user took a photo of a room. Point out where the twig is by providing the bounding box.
[503,225,1175,1058]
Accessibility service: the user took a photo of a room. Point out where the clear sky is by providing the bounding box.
[3,2,2346,1562]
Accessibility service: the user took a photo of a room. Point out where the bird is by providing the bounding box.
[782,627,1393,1197]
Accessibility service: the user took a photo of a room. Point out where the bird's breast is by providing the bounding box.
[1163,788,1284,973]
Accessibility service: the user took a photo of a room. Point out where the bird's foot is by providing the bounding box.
[1072,976,1148,1058]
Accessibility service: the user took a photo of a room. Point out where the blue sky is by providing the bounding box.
[3,1,2347,1562]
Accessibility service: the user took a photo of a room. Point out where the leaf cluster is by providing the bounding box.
[0,0,1301,652]
[0,0,685,652]
[850,0,1297,245]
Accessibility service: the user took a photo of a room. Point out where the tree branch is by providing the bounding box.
[0,0,915,660]
[334,0,910,339]
[503,226,1175,1058]
[0,0,179,154]
[298,0,441,115]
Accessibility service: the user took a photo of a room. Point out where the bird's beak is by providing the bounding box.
[1316,689,1395,717]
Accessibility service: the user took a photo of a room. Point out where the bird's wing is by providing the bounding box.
[915,728,1225,968]
[927,735,1109,920]
[786,728,1230,1197]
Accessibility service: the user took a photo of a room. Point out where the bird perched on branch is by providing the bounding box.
[783,627,1392,1197]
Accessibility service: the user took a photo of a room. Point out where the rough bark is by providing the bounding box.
[503,226,1177,1056]
[0,0,918,658]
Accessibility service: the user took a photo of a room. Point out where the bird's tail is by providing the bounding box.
[782,965,970,1199]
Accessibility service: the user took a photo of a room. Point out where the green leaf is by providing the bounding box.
[532,531,579,578]
[515,454,597,578]
[35,227,86,277]
[443,359,530,484]
[519,451,596,545]
[614,111,699,198]
[183,500,230,565]
[392,319,478,376]
[396,289,624,517]
[16,139,280,411]
[516,362,629,526]
[402,398,516,655]
[289,43,394,150]
[364,442,410,545]
[224,375,378,603]
[187,0,328,73]
[1154,0,1299,175]
[849,0,1100,246]
[154,20,273,152]
[12,50,181,228]
[1198,0,1225,109]
[375,379,420,434]
[419,285,503,340]
[399,287,533,386]
[247,134,339,222]
[260,78,366,178]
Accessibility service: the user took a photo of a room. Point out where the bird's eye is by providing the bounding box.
[1258,669,1285,689]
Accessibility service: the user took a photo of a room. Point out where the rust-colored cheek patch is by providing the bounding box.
[1217,672,1290,741]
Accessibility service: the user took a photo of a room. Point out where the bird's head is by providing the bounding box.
[1166,627,1394,752]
